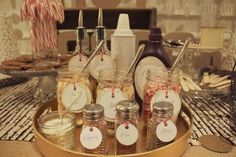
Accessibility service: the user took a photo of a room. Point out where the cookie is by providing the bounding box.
[20,64,36,70]
[199,135,233,153]
[1,60,26,66]
[0,65,22,70]
[15,55,33,63]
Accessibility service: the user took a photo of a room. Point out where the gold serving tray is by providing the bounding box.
[33,99,193,157]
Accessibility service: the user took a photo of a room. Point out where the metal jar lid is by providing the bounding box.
[83,104,104,120]
[116,100,139,119]
[152,101,174,118]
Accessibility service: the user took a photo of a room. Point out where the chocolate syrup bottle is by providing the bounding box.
[134,28,172,106]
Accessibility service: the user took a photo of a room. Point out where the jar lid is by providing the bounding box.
[153,101,174,118]
[116,100,139,113]
[83,104,104,120]
[116,100,139,120]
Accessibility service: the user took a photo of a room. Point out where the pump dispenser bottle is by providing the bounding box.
[88,8,116,80]
[111,14,136,71]
[134,28,172,105]
[68,10,89,70]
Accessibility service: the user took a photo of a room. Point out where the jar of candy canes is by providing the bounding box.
[57,69,92,126]
[96,70,134,135]
[143,68,181,123]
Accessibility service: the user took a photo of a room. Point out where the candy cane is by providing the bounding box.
[20,0,64,53]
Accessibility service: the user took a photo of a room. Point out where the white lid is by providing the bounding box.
[113,14,133,36]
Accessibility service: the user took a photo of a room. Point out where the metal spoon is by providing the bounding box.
[170,38,191,73]
[126,44,146,75]
[81,40,105,73]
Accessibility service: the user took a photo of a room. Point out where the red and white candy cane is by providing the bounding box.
[20,0,64,53]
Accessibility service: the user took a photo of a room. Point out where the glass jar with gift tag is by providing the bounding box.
[143,67,181,124]
[57,69,92,126]
[96,70,134,136]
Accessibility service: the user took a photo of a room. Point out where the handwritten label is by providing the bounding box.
[88,55,116,80]
[150,90,181,116]
[116,123,138,146]
[62,83,91,112]
[80,126,103,149]
[156,120,177,142]
[96,88,127,120]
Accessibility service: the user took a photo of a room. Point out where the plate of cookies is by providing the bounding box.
[0,55,71,77]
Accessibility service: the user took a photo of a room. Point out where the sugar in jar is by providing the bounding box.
[39,111,76,150]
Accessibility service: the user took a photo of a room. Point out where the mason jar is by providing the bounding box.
[96,70,134,136]
[143,68,181,123]
[39,111,76,150]
[57,69,92,126]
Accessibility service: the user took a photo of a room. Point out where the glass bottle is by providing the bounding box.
[39,111,76,150]
[134,28,172,105]
[88,8,116,80]
[115,100,139,155]
[80,104,106,155]
[143,68,181,124]
[57,69,92,126]
[68,10,89,70]
[96,70,134,136]
[146,101,177,151]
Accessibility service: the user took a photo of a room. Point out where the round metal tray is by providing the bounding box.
[33,99,193,157]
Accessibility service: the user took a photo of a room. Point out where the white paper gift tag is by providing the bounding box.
[116,123,138,146]
[88,54,116,80]
[68,54,88,70]
[134,56,166,100]
[80,126,103,149]
[96,88,127,120]
[156,120,177,142]
[150,90,181,116]
[62,83,92,112]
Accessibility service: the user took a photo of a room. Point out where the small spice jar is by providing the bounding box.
[115,100,139,155]
[39,111,76,150]
[80,104,106,154]
[96,70,134,135]
[146,101,177,151]
[143,68,181,123]
[57,69,92,126]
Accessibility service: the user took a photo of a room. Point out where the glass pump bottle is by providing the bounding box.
[88,8,116,80]
[68,10,89,70]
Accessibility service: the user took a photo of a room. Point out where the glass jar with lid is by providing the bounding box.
[146,101,177,150]
[96,70,134,135]
[143,67,181,123]
[57,69,92,126]
[115,100,139,155]
[80,104,106,154]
